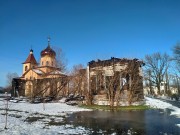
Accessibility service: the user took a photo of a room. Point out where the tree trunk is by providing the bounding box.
[157,84,161,95]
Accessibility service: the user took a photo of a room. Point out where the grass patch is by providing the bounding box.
[9,109,23,113]
[79,104,151,111]
[47,120,63,126]
[8,114,22,118]
[0,108,24,113]
[25,116,45,123]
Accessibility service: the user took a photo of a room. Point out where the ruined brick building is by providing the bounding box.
[85,57,144,105]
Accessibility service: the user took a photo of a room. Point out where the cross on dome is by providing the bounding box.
[48,36,51,47]
[40,37,56,57]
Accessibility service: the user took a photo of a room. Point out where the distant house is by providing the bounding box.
[144,84,179,96]
[12,39,68,98]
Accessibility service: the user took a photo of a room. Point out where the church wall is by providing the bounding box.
[23,63,31,74]
[38,67,47,73]
[37,67,54,73]
[40,55,56,67]
[24,70,41,80]
[25,81,33,97]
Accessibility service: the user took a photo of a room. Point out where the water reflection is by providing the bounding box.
[66,110,180,135]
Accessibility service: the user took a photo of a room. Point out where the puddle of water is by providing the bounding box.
[65,110,180,135]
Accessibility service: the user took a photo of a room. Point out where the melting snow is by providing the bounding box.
[0,100,91,134]
[0,97,179,134]
[145,97,180,117]
[146,97,180,129]
[32,69,43,74]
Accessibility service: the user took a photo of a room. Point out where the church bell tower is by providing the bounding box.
[22,49,37,74]
[40,37,56,67]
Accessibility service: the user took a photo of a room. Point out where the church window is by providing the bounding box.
[46,61,49,66]
[25,66,28,71]
[42,61,43,66]
[52,61,53,66]
[29,85,31,90]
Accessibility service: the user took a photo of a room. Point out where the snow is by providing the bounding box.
[0,97,179,134]
[59,97,66,103]
[145,97,180,116]
[0,100,91,134]
[32,69,43,74]
[50,70,66,75]
[145,97,180,118]
[0,101,89,115]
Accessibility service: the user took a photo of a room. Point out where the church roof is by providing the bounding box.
[41,45,56,56]
[23,49,37,64]
[49,70,66,75]
[32,69,43,74]
[41,37,56,57]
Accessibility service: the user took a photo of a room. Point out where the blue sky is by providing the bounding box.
[0,0,180,87]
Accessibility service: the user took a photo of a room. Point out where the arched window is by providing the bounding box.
[25,66,28,71]
[46,61,49,66]
[52,61,53,66]
[42,61,44,66]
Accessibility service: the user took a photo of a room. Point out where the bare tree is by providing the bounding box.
[144,52,170,95]
[125,59,144,104]
[30,74,68,99]
[171,43,180,95]
[106,72,119,107]
[87,58,144,107]
[53,46,67,72]
[172,43,180,73]
[6,72,18,92]
[70,64,87,96]
[144,70,154,95]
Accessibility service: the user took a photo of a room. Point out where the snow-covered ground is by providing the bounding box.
[0,100,91,135]
[1,100,89,115]
[145,97,180,117]
[0,97,179,134]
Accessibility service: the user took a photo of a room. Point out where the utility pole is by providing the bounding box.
[148,70,152,95]
[4,92,8,129]
[87,65,90,93]
[43,98,45,111]
[87,64,92,105]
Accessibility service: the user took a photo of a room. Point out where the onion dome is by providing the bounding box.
[41,37,56,57]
